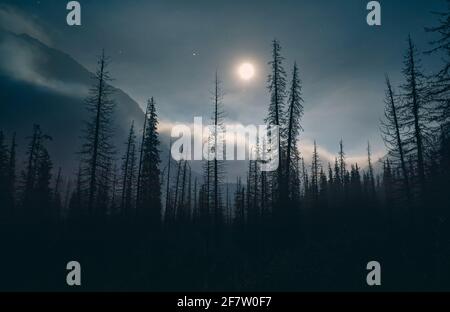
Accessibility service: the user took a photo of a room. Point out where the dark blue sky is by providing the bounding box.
[0,0,447,165]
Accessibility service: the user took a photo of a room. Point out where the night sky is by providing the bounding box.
[0,0,447,167]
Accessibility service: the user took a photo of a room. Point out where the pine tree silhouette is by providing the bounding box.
[121,121,137,217]
[400,36,429,190]
[79,50,116,217]
[137,97,161,226]
[285,62,304,202]
[381,75,411,202]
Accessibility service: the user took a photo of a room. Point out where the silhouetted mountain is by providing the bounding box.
[0,30,145,174]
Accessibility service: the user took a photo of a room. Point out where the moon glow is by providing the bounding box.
[238,63,255,81]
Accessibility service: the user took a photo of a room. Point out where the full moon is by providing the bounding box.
[238,63,255,81]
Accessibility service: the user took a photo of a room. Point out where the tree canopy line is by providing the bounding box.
[1,9,450,291]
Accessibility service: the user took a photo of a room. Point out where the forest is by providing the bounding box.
[0,6,450,291]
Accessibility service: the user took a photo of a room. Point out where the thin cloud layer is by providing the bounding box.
[0,35,88,97]
[0,4,51,46]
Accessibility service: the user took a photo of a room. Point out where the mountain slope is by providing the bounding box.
[0,30,146,175]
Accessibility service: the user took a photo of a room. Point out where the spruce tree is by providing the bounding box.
[6,133,16,216]
[121,121,138,216]
[136,99,151,207]
[79,50,116,217]
[202,72,225,229]
[53,167,63,220]
[400,36,429,189]
[266,39,287,208]
[69,164,83,219]
[381,75,410,199]
[164,139,174,222]
[174,159,182,221]
[367,142,376,196]
[35,148,53,221]
[426,6,450,134]
[137,97,161,225]
[0,131,9,217]
[20,125,53,221]
[285,62,304,200]
[338,140,346,184]
[311,140,320,201]
[211,72,225,228]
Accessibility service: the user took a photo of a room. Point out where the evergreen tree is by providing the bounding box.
[350,164,362,197]
[381,75,410,200]
[246,158,260,226]
[6,133,16,216]
[311,140,320,200]
[20,125,53,221]
[211,72,225,228]
[338,140,346,185]
[63,178,72,218]
[164,139,174,222]
[79,50,116,217]
[266,39,287,133]
[301,157,309,197]
[53,167,63,220]
[233,177,245,226]
[136,99,151,207]
[137,97,161,225]
[121,121,138,216]
[383,159,395,238]
[69,164,83,219]
[367,142,376,196]
[285,62,304,200]
[266,39,287,207]
[319,167,328,204]
[0,131,9,217]
[179,160,188,221]
[109,163,119,215]
[400,36,429,189]
[202,72,225,229]
[225,181,230,224]
[35,147,53,221]
[187,166,192,220]
[426,5,450,134]
[173,159,182,221]
[193,177,198,221]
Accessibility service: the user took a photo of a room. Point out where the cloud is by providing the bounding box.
[139,101,389,181]
[0,4,52,46]
[0,5,87,96]
[0,35,88,97]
